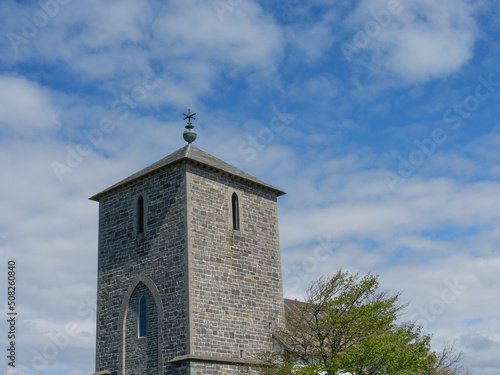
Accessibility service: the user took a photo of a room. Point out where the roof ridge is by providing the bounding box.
[89,145,285,201]
[183,143,192,157]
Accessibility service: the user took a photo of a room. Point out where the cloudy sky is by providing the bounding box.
[1,0,499,374]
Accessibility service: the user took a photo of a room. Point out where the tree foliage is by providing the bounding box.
[257,270,440,375]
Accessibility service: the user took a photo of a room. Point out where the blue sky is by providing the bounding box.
[1,0,500,374]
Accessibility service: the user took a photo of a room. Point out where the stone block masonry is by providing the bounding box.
[94,165,189,374]
[186,164,284,362]
[91,144,285,375]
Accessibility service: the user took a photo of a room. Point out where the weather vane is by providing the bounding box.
[182,108,197,144]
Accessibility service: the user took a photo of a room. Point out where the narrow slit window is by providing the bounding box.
[137,195,144,234]
[138,295,147,337]
[232,193,240,231]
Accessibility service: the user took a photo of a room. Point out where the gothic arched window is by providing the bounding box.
[137,195,144,234]
[138,294,147,337]
[232,193,240,231]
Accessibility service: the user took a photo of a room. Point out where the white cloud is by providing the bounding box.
[280,175,500,247]
[152,0,283,68]
[343,0,478,84]
[0,0,284,105]
[147,0,284,104]
[286,22,335,63]
[385,18,475,82]
[76,0,151,47]
[0,75,60,135]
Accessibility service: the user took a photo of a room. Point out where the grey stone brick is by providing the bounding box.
[91,147,285,375]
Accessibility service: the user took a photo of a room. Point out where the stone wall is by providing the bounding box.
[94,160,284,375]
[189,360,261,375]
[186,163,284,362]
[95,164,189,375]
[124,283,158,374]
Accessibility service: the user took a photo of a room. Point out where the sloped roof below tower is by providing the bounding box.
[89,144,286,201]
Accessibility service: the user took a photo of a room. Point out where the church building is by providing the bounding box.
[89,111,286,375]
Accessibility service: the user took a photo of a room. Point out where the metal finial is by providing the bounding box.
[182,109,197,144]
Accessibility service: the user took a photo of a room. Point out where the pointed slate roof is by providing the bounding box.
[89,144,286,201]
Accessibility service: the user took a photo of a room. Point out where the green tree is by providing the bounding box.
[257,270,437,375]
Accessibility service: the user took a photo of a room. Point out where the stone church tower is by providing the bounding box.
[89,113,285,375]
